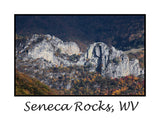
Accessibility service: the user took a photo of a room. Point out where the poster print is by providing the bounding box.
[15,15,145,96]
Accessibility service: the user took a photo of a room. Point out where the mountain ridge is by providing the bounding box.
[15,34,145,95]
[16,34,144,86]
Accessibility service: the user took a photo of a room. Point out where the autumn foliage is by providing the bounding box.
[57,73,144,95]
[16,67,144,95]
[16,70,58,95]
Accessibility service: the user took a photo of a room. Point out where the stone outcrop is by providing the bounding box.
[57,42,80,56]
[81,42,143,78]
[16,34,144,79]
[20,34,80,66]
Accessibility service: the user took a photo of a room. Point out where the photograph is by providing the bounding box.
[15,15,145,96]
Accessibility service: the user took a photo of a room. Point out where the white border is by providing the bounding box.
[1,0,160,120]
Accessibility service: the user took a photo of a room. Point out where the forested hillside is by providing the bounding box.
[16,69,144,95]
[15,15,145,51]
[16,70,57,95]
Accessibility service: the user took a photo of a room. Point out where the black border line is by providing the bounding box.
[14,14,146,97]
[144,15,146,96]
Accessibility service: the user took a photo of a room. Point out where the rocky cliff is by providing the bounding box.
[16,34,144,81]
[81,42,143,78]
[17,34,80,67]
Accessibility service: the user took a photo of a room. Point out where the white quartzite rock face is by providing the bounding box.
[57,42,80,56]
[28,40,57,64]
[18,34,143,78]
[24,34,80,66]
[83,42,143,78]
